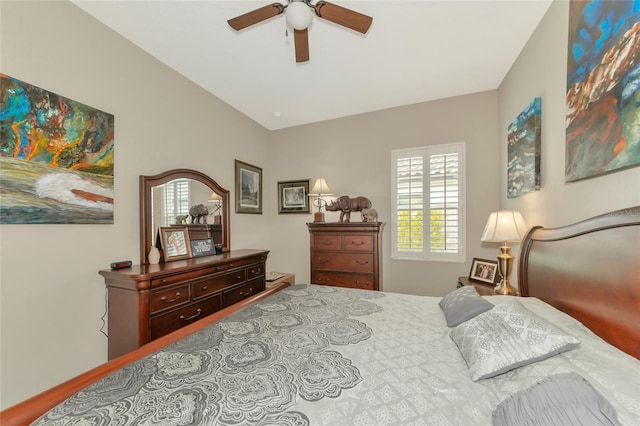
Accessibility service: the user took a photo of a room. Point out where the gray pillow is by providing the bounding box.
[439,286,494,327]
[450,301,580,381]
[493,372,621,426]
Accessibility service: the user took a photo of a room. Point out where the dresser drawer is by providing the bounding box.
[150,295,221,340]
[150,268,214,288]
[149,284,190,314]
[343,235,373,251]
[313,235,341,250]
[312,271,374,290]
[222,279,265,307]
[313,253,374,273]
[247,263,265,280]
[192,270,246,299]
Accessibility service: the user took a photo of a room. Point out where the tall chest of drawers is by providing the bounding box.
[99,249,268,359]
[307,222,383,291]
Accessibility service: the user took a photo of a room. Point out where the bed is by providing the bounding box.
[2,206,639,425]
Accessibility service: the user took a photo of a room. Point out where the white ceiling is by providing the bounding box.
[71,0,552,131]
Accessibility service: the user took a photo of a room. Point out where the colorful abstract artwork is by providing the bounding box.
[566,1,640,182]
[0,74,114,223]
[508,97,541,199]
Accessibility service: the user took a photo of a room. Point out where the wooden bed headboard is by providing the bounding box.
[518,205,640,359]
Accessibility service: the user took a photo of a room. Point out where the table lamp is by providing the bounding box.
[481,210,528,295]
[308,178,332,222]
[208,192,222,224]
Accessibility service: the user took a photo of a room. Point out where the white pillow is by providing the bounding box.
[449,301,580,381]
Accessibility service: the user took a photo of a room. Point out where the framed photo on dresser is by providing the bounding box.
[469,258,498,284]
[160,227,192,261]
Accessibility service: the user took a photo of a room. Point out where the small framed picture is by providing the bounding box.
[235,160,262,214]
[160,227,191,261]
[190,237,215,257]
[469,258,499,284]
[278,179,311,214]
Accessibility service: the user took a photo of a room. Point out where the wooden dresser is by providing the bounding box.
[99,249,268,359]
[307,222,383,290]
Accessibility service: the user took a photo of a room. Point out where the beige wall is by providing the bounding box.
[0,1,270,408]
[498,1,640,227]
[2,0,639,410]
[265,92,502,297]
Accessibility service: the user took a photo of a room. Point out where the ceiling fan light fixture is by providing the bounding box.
[286,1,313,30]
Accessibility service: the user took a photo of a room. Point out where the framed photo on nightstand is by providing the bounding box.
[469,258,499,284]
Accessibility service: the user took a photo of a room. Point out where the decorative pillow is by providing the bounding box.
[450,301,580,381]
[493,372,621,426]
[439,285,494,327]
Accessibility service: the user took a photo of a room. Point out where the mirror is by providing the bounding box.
[140,169,230,264]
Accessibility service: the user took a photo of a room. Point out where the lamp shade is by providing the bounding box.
[309,178,332,196]
[286,1,313,30]
[481,210,527,243]
[208,192,222,202]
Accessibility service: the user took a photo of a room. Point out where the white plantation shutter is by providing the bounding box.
[162,179,191,226]
[392,143,465,261]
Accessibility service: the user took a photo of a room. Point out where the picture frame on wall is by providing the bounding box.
[160,227,191,261]
[277,179,311,214]
[235,160,262,214]
[469,258,499,284]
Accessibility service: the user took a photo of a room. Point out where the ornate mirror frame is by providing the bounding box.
[140,169,230,264]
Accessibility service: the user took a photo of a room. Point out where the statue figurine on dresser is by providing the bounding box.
[362,208,378,222]
[325,195,372,222]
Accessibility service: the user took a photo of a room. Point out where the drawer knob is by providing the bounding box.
[237,275,242,280]
[161,292,181,303]
[355,259,369,265]
[180,308,202,321]
[202,285,208,291]
[240,288,253,297]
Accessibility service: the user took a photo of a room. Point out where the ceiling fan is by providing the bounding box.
[227,0,373,63]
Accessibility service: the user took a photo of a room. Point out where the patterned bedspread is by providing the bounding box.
[34,285,640,425]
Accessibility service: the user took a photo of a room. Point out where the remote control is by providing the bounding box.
[110,260,132,270]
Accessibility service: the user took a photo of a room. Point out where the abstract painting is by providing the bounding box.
[0,74,114,223]
[507,97,541,199]
[566,1,640,182]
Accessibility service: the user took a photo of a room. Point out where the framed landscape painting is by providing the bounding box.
[235,160,262,214]
[0,74,114,224]
[278,179,311,214]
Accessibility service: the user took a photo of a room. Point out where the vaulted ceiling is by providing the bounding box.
[72,1,553,130]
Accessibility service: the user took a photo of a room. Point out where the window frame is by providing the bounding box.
[391,142,466,262]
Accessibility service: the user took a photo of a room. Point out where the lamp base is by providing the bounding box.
[494,278,519,296]
[314,212,325,222]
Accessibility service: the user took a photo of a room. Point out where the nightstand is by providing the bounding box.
[457,276,496,296]
[266,272,295,289]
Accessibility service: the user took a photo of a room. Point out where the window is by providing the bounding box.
[161,179,191,226]
[391,142,465,261]
[151,179,192,237]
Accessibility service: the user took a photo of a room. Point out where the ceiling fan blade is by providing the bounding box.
[227,3,285,31]
[315,1,372,34]
[294,28,310,63]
